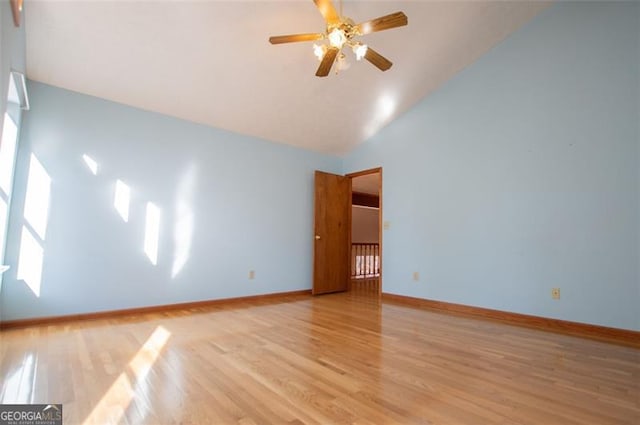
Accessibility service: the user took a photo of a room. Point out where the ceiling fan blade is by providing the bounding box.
[356,11,408,35]
[269,33,324,44]
[364,47,393,72]
[316,47,339,77]
[313,0,341,25]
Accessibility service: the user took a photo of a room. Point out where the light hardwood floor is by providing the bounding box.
[1,292,638,424]
[350,278,380,294]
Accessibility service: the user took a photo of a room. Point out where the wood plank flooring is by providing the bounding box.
[350,278,380,294]
[1,291,639,424]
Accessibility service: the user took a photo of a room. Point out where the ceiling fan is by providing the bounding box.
[269,0,408,77]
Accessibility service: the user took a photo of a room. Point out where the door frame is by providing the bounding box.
[346,167,382,296]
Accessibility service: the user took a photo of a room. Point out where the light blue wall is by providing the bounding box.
[1,81,340,321]
[344,2,640,331]
[2,2,638,331]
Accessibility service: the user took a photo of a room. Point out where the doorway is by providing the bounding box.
[311,168,382,297]
[348,168,382,295]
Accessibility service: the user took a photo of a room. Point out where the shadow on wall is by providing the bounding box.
[11,151,196,300]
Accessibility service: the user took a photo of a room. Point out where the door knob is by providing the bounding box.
[315,235,321,240]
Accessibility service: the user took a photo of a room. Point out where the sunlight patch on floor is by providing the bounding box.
[82,326,171,425]
[0,353,36,404]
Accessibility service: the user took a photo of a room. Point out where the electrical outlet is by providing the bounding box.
[413,272,419,281]
[552,288,560,300]
[249,270,255,280]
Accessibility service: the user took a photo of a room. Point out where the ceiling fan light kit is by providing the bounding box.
[269,0,408,77]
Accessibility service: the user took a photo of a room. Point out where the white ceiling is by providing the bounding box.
[352,172,380,195]
[25,1,550,155]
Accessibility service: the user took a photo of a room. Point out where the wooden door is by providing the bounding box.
[313,170,350,295]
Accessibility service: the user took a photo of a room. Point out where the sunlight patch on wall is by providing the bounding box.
[82,154,99,175]
[82,326,171,425]
[23,154,52,240]
[16,154,52,298]
[171,206,193,278]
[16,228,44,297]
[0,113,18,196]
[0,200,7,262]
[172,165,196,278]
[114,180,131,223]
[363,94,396,141]
[144,202,160,266]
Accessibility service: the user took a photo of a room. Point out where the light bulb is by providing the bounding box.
[353,43,368,61]
[328,28,347,48]
[313,44,327,61]
[336,53,350,71]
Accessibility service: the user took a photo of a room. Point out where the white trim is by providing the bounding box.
[8,71,29,110]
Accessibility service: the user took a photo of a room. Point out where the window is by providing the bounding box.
[0,71,28,280]
[0,113,19,265]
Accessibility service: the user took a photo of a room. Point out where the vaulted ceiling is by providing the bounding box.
[25,1,550,155]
